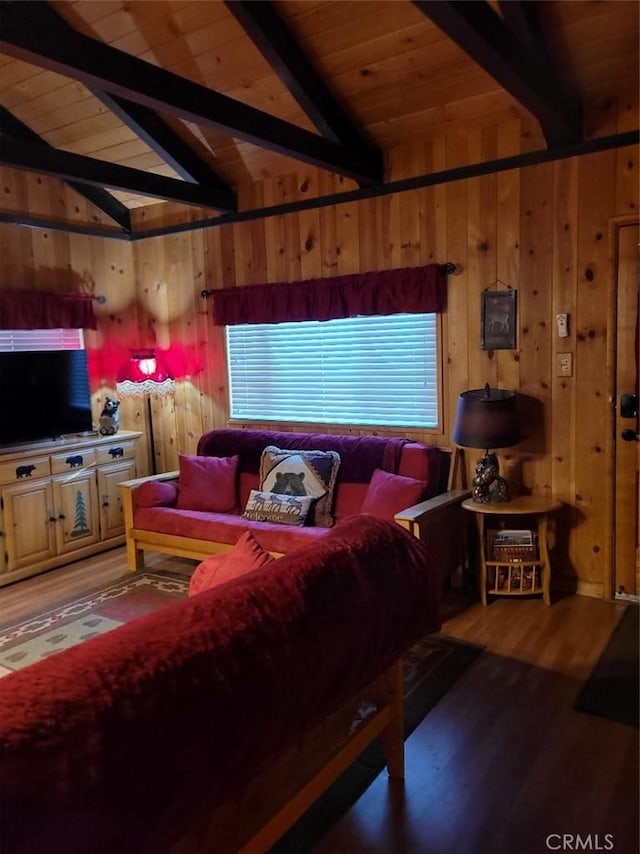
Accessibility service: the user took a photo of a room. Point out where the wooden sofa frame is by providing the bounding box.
[169,660,405,853]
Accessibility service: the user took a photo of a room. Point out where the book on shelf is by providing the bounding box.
[492,529,534,546]
[487,528,538,562]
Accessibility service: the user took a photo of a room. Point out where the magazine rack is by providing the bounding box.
[462,495,562,605]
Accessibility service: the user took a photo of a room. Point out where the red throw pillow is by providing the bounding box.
[176,454,239,513]
[188,530,274,596]
[360,469,426,521]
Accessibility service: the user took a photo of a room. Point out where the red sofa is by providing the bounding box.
[121,428,468,579]
[0,515,440,854]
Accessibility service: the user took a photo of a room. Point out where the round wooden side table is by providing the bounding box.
[462,495,562,605]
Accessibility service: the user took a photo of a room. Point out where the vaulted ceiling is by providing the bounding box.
[0,0,637,239]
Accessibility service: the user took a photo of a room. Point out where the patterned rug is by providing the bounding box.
[0,572,189,675]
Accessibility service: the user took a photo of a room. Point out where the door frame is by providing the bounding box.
[606,214,639,599]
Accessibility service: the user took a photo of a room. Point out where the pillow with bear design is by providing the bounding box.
[259,446,340,528]
[243,489,313,526]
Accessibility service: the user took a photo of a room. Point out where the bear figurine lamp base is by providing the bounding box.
[452,384,520,503]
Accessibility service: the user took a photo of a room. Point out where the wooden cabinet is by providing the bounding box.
[0,431,141,585]
[52,469,100,554]
[2,477,57,570]
[462,496,561,606]
[98,460,137,540]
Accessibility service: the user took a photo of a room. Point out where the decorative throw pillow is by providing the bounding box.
[360,468,426,521]
[259,446,341,527]
[176,454,239,513]
[188,530,273,596]
[243,489,312,526]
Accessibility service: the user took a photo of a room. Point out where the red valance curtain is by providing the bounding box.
[0,290,97,330]
[211,264,447,326]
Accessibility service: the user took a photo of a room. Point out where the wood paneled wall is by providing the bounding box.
[0,107,637,597]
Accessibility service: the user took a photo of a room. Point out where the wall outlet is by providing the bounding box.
[557,352,573,377]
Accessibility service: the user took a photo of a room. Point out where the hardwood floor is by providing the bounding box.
[1,549,638,854]
[316,594,639,854]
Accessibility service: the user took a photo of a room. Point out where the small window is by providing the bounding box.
[0,328,85,352]
[226,313,439,429]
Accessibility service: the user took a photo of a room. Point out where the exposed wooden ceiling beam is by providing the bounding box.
[3,130,636,242]
[412,0,582,146]
[498,0,544,51]
[0,135,237,211]
[0,106,132,232]
[225,0,373,152]
[91,91,235,194]
[497,0,554,70]
[21,1,231,193]
[0,1,383,186]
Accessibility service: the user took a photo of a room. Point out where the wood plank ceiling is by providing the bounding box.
[0,0,638,238]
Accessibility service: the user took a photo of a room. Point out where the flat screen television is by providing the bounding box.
[0,349,94,448]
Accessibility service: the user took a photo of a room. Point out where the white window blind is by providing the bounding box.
[0,329,85,352]
[227,313,439,429]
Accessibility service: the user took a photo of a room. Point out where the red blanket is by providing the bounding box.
[196,427,409,482]
[0,516,439,854]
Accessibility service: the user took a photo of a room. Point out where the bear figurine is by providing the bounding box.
[99,397,121,435]
[471,453,509,503]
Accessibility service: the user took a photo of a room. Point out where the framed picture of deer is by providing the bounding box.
[481,289,517,350]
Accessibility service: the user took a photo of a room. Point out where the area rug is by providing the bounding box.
[273,633,484,853]
[0,572,189,674]
[574,604,639,727]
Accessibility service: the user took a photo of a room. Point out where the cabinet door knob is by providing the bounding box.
[58,513,66,520]
[48,516,56,523]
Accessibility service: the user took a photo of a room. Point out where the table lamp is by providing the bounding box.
[453,383,519,502]
[116,348,174,473]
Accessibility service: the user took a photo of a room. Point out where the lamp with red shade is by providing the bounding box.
[116,349,174,473]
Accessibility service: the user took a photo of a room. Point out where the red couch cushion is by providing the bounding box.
[189,530,274,596]
[398,442,449,497]
[134,506,326,554]
[334,481,369,520]
[134,480,178,508]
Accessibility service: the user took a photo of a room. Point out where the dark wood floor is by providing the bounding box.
[1,548,638,854]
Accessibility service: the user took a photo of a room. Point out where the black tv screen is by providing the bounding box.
[0,350,94,448]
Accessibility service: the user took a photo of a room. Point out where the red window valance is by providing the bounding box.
[0,290,97,330]
[211,264,447,326]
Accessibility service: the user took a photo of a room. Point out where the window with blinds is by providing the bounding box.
[0,328,85,351]
[226,313,439,429]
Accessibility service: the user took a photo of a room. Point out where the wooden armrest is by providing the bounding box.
[395,489,472,592]
[119,470,179,490]
[394,489,471,526]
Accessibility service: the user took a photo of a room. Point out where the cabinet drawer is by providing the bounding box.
[0,456,51,485]
[51,448,96,474]
[95,440,136,466]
